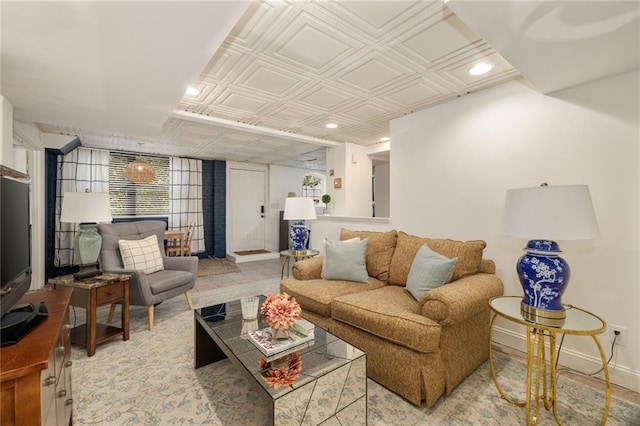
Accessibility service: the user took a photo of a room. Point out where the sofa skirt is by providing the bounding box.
[330,319,446,407]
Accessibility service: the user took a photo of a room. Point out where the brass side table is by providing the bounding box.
[488,296,609,425]
[50,273,130,356]
[280,249,320,279]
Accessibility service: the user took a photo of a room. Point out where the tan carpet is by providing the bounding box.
[197,256,241,277]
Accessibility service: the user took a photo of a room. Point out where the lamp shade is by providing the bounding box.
[60,192,113,224]
[283,197,317,221]
[501,185,599,241]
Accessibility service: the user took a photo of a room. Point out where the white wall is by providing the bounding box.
[310,215,392,251]
[344,143,373,217]
[325,142,374,217]
[326,144,346,215]
[1,97,14,167]
[391,72,640,391]
[267,165,326,252]
[373,162,390,217]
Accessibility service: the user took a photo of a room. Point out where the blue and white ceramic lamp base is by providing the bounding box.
[290,221,309,255]
[517,240,570,327]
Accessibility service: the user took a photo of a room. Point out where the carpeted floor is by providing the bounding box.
[70,283,640,425]
[197,256,241,277]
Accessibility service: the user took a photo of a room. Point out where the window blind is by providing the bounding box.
[109,152,170,216]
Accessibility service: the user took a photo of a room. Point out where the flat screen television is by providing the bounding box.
[0,165,34,336]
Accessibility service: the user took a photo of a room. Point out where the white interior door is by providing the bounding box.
[229,167,266,252]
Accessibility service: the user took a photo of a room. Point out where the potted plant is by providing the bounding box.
[321,194,331,215]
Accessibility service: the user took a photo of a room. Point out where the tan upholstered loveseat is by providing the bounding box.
[280,229,504,407]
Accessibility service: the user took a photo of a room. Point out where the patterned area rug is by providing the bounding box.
[197,256,240,277]
[71,287,640,425]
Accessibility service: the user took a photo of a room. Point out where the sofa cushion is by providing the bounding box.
[118,235,164,274]
[331,286,441,353]
[340,229,397,283]
[323,238,369,283]
[406,244,457,300]
[389,232,486,285]
[321,237,361,278]
[280,277,386,318]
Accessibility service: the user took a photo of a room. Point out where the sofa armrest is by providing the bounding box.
[292,257,323,280]
[417,273,504,326]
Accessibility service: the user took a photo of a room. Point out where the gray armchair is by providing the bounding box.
[97,220,197,331]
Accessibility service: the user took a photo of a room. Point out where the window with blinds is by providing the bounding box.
[109,152,170,216]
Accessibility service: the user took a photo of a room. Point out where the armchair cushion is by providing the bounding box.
[118,235,164,274]
[148,270,194,295]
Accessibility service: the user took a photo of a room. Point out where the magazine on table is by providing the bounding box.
[248,319,315,357]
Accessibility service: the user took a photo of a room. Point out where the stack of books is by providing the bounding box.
[248,319,315,357]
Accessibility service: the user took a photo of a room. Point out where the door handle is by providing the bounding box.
[260,205,264,218]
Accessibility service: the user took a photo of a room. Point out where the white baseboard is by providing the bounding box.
[492,326,640,393]
[226,251,280,263]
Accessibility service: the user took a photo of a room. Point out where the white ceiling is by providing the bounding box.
[448,0,639,94]
[3,1,638,171]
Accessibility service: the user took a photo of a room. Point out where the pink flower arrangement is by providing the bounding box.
[260,293,301,330]
[259,351,302,388]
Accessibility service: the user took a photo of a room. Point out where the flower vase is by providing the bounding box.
[272,327,290,340]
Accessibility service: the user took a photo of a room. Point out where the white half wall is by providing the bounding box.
[390,72,640,391]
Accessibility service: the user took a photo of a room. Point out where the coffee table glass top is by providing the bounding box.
[196,296,365,399]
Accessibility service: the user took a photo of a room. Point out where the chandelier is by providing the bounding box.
[125,159,155,184]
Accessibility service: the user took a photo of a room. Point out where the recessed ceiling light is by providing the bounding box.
[469,62,492,76]
[325,123,338,129]
[185,86,200,96]
[380,137,390,142]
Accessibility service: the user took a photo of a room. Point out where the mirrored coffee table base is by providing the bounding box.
[195,296,367,425]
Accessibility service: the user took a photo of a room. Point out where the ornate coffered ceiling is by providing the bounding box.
[8,1,519,170]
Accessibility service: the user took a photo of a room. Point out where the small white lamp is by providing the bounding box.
[502,184,599,326]
[60,191,113,267]
[283,196,316,254]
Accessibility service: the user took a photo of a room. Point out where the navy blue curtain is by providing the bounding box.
[202,160,226,258]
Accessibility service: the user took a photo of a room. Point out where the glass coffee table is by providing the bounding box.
[194,296,367,425]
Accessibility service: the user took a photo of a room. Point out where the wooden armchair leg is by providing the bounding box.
[107,304,117,324]
[185,291,194,310]
[147,305,154,331]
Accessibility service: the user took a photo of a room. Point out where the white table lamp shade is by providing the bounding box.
[501,185,599,241]
[283,197,317,221]
[60,192,113,224]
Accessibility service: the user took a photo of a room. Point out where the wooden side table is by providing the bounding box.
[49,273,130,357]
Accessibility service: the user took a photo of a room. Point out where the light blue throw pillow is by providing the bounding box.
[406,244,458,300]
[323,238,369,283]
